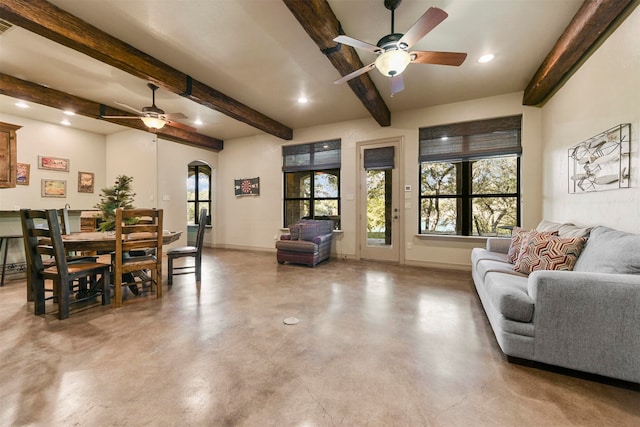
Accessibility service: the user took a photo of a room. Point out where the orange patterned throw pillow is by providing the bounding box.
[508,227,557,264]
[514,234,587,274]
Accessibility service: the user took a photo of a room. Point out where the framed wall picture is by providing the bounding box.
[16,163,30,185]
[41,179,67,197]
[568,123,631,193]
[38,155,70,172]
[77,171,94,193]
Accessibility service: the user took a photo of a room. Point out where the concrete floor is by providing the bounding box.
[0,248,638,426]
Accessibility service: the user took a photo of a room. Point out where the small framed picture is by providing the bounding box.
[38,155,70,172]
[16,163,30,185]
[41,179,67,198]
[77,171,94,193]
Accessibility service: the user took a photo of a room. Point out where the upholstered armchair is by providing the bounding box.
[276,219,334,267]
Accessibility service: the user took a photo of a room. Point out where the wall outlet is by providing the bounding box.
[407,242,413,250]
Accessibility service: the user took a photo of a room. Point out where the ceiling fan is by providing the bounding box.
[102,83,195,132]
[333,0,467,96]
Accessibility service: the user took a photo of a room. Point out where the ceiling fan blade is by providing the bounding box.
[113,101,144,115]
[167,120,196,133]
[334,63,376,84]
[333,35,381,53]
[163,112,188,120]
[410,51,467,66]
[398,7,448,50]
[101,115,140,119]
[390,74,405,96]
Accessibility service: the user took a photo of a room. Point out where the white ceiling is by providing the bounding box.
[0,0,584,142]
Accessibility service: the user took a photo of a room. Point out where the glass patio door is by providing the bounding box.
[359,140,401,262]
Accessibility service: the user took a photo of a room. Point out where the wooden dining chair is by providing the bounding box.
[20,209,111,319]
[113,208,163,307]
[24,208,96,303]
[167,208,207,285]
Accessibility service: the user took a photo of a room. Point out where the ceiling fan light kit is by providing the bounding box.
[375,49,411,77]
[333,1,467,96]
[140,116,166,130]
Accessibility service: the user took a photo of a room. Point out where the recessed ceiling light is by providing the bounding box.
[63,110,75,116]
[297,97,308,104]
[194,119,203,126]
[60,119,71,126]
[15,101,29,109]
[478,54,495,63]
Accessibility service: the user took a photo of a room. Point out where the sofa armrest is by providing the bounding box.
[486,237,511,254]
[312,233,332,245]
[527,270,640,382]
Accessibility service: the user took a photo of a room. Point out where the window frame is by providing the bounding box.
[187,163,212,225]
[282,140,341,229]
[418,116,522,236]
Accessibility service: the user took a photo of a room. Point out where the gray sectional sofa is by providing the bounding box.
[471,221,640,384]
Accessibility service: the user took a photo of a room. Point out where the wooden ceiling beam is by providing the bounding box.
[0,73,224,151]
[523,0,637,106]
[282,0,391,127]
[0,0,292,140]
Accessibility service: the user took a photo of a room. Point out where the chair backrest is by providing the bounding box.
[20,209,70,278]
[58,207,72,235]
[195,208,207,251]
[114,208,163,265]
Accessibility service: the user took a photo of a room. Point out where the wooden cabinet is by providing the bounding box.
[0,122,21,188]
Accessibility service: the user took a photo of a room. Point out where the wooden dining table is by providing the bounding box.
[28,231,183,304]
[56,230,183,252]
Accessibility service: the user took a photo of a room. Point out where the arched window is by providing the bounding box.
[187,161,212,225]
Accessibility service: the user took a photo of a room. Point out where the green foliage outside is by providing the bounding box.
[366,170,387,234]
[94,175,136,231]
[420,157,518,235]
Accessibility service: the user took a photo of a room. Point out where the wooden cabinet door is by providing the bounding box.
[0,122,21,188]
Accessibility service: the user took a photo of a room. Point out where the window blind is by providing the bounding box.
[364,146,395,170]
[419,115,522,163]
[283,139,341,171]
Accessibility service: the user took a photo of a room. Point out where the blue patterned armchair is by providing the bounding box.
[276,219,334,267]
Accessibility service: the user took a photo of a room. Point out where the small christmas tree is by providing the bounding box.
[95,175,136,231]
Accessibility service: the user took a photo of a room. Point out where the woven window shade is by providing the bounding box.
[364,146,395,170]
[419,115,522,163]
[283,139,341,171]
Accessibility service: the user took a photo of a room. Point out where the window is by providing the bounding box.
[187,161,211,225]
[283,140,341,228]
[419,116,522,236]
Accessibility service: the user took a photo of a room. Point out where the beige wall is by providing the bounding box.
[540,6,640,234]
[0,118,217,252]
[217,92,543,269]
[0,113,107,215]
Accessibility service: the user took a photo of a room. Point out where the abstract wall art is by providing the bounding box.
[568,123,630,193]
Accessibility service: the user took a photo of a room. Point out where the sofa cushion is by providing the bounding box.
[288,220,334,241]
[514,234,586,274]
[508,228,557,263]
[536,220,591,238]
[484,272,534,322]
[275,239,318,253]
[471,248,510,269]
[476,259,527,282]
[574,226,640,274]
